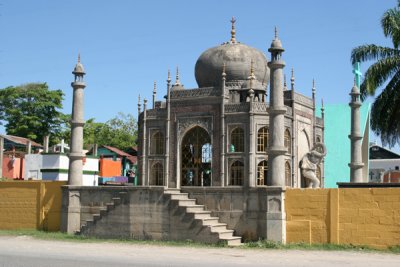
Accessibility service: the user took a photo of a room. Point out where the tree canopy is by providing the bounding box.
[82,112,137,151]
[0,83,65,145]
[351,1,400,147]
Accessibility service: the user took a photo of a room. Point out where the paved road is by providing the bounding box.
[0,236,399,267]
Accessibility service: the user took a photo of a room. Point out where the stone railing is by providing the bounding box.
[225,103,250,113]
[171,87,219,98]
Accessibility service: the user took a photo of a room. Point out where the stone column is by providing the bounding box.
[62,55,86,234]
[26,140,32,154]
[349,82,364,182]
[267,29,286,186]
[68,56,86,186]
[43,135,49,153]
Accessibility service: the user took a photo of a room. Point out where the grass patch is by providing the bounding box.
[1,230,399,253]
[0,229,226,248]
[242,240,399,253]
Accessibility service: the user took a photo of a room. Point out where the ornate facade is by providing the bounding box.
[138,20,324,189]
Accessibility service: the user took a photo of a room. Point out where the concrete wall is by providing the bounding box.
[40,154,99,186]
[25,154,43,180]
[183,187,285,241]
[99,158,121,177]
[2,157,24,179]
[0,181,66,231]
[286,188,400,249]
[68,186,285,242]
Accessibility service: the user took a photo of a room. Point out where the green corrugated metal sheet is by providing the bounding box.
[316,103,370,188]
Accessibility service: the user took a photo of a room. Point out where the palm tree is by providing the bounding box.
[351,1,400,147]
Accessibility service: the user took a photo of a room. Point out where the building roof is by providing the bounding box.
[0,134,42,149]
[370,144,400,159]
[102,145,132,157]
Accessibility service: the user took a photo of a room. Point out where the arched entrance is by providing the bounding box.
[181,126,212,186]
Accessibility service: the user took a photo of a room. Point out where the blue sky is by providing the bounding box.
[0,0,398,152]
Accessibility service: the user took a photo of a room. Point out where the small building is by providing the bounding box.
[0,134,42,179]
[369,144,400,183]
[88,145,137,178]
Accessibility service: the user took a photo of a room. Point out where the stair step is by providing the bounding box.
[164,189,181,193]
[169,193,190,200]
[215,230,235,239]
[112,197,121,205]
[222,237,242,247]
[209,223,228,231]
[93,214,101,221]
[178,199,196,206]
[193,211,212,219]
[201,218,220,226]
[185,205,205,213]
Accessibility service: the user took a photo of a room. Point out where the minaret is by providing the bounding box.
[290,68,295,187]
[267,28,286,186]
[68,54,86,186]
[220,63,226,185]
[312,79,316,145]
[165,69,171,188]
[349,80,364,182]
[152,81,157,109]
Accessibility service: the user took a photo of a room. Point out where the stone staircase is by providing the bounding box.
[164,189,242,246]
[76,189,242,246]
[77,191,128,235]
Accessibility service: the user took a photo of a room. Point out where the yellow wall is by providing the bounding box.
[0,181,66,231]
[286,188,400,249]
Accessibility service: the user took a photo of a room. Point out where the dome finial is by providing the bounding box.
[230,16,237,43]
[175,66,181,85]
[274,26,278,39]
[153,81,157,93]
[78,53,81,63]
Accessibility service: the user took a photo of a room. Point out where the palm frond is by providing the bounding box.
[351,45,398,64]
[381,7,400,48]
[370,70,400,147]
[360,56,400,98]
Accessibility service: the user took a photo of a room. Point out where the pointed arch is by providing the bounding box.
[230,160,244,185]
[284,128,291,154]
[257,160,268,186]
[285,161,291,187]
[150,131,164,155]
[150,162,163,186]
[257,127,269,152]
[230,127,244,152]
[181,126,212,186]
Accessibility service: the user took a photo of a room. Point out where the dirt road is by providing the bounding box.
[0,236,399,267]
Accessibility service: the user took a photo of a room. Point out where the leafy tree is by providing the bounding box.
[0,83,65,145]
[351,1,400,147]
[82,113,137,151]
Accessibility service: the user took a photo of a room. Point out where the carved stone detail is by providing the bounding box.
[178,117,212,137]
[268,197,281,212]
[225,103,250,113]
[171,87,220,99]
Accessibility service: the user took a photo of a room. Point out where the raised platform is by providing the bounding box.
[337,182,400,188]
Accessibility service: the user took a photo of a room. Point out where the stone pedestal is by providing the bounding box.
[265,187,286,243]
[60,186,81,234]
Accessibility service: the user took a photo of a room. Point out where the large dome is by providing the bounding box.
[194,42,269,88]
